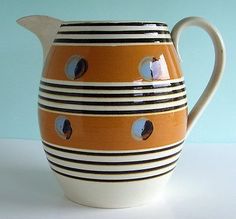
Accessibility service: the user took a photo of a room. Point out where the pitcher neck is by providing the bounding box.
[53,21,172,46]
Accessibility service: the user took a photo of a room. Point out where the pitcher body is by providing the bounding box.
[17,16,225,208]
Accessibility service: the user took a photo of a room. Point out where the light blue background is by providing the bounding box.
[0,0,235,143]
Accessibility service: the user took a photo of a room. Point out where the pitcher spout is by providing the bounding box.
[17,15,62,61]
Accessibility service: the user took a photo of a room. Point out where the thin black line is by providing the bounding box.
[57,30,170,35]
[53,38,172,44]
[40,80,184,90]
[60,22,168,27]
[50,166,175,182]
[44,149,181,165]
[43,141,184,156]
[39,87,186,98]
[38,94,186,106]
[48,158,178,175]
[42,140,184,156]
[38,102,187,115]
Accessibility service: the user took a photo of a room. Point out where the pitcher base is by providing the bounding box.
[53,171,173,208]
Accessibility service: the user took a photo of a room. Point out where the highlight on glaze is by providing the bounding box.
[139,55,170,81]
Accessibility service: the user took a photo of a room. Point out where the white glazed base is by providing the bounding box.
[54,171,173,208]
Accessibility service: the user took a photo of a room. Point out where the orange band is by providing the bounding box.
[43,44,182,82]
[39,108,187,151]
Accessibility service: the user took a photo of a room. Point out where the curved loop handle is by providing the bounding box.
[171,17,226,137]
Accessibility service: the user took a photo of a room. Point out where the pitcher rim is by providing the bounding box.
[60,20,168,27]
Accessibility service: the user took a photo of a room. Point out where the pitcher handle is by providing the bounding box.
[171,17,226,137]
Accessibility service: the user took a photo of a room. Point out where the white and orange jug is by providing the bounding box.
[17,15,225,208]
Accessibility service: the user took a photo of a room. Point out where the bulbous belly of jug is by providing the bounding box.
[38,44,187,208]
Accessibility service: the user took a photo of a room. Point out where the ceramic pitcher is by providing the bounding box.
[17,15,225,208]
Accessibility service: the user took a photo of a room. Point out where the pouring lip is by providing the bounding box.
[60,20,168,27]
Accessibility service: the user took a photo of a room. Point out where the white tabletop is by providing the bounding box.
[0,139,235,219]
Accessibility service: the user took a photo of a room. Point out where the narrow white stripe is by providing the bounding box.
[39,84,185,94]
[55,34,171,39]
[52,42,173,46]
[38,98,187,111]
[41,77,184,86]
[39,105,187,117]
[49,161,176,180]
[61,21,166,25]
[39,90,187,102]
[44,144,182,163]
[60,26,169,32]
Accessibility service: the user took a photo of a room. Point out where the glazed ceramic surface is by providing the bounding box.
[17,16,225,208]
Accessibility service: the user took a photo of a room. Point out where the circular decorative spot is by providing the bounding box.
[131,118,154,141]
[65,56,88,80]
[55,116,72,140]
[139,57,155,81]
[139,55,170,81]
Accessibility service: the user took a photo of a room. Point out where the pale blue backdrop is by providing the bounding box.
[0,0,235,143]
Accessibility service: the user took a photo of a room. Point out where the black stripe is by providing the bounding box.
[57,30,170,35]
[38,102,187,115]
[40,80,184,90]
[44,149,181,165]
[39,87,186,98]
[42,140,184,156]
[50,166,175,182]
[48,158,178,175]
[53,38,172,44]
[38,94,187,106]
[61,22,168,27]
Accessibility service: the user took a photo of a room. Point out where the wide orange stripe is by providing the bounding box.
[43,44,183,82]
[38,108,187,150]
